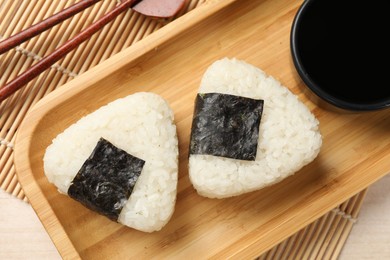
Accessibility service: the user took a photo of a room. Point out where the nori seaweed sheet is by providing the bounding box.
[189,93,264,161]
[68,138,145,221]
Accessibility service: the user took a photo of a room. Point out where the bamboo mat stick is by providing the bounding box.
[95,8,129,59]
[0,0,12,20]
[46,0,106,84]
[25,74,57,114]
[0,78,40,180]
[0,1,68,89]
[0,61,20,110]
[288,223,310,258]
[18,1,41,32]
[1,1,32,38]
[44,1,90,53]
[100,10,135,61]
[0,62,47,137]
[16,184,28,202]
[12,179,23,198]
[325,196,359,258]
[132,16,152,43]
[25,71,52,108]
[294,217,319,259]
[0,1,19,33]
[270,240,287,259]
[330,190,367,259]
[31,0,99,91]
[0,1,69,115]
[278,239,290,258]
[0,146,12,184]
[185,0,199,13]
[309,208,337,258]
[88,2,124,68]
[87,4,128,64]
[21,2,45,33]
[7,168,21,197]
[8,2,57,61]
[315,202,350,259]
[144,19,160,37]
[29,1,76,56]
[61,4,114,84]
[33,3,85,60]
[263,240,279,260]
[122,13,146,49]
[0,82,49,193]
[20,0,100,96]
[279,233,298,258]
[0,135,16,187]
[324,198,359,259]
[0,56,31,132]
[42,67,71,98]
[5,166,18,194]
[49,0,107,84]
[290,231,303,257]
[4,166,17,193]
[323,194,361,259]
[301,215,327,259]
[42,2,82,80]
[33,63,71,101]
[275,242,288,259]
[118,12,142,52]
[0,52,28,88]
[2,76,45,141]
[0,1,26,63]
[0,0,104,55]
[0,45,10,76]
[70,0,114,74]
[20,2,56,51]
[112,11,138,54]
[67,1,112,75]
[6,166,23,199]
[0,0,37,84]
[142,17,158,38]
[186,0,204,14]
[134,16,152,43]
[0,73,57,199]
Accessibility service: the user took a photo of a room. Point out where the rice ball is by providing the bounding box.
[188,58,322,198]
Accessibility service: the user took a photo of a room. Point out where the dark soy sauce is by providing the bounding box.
[296,0,390,104]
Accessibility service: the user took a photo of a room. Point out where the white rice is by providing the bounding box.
[43,92,178,232]
[189,58,322,198]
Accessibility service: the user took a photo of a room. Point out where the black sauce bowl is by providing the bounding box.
[290,0,390,112]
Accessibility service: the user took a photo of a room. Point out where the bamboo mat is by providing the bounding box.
[0,0,368,259]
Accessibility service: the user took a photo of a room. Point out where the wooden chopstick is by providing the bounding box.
[0,0,138,103]
[0,0,102,55]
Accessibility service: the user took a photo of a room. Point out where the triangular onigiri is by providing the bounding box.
[43,92,178,232]
[189,58,322,198]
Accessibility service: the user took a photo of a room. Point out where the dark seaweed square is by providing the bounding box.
[190,93,264,161]
[68,138,144,221]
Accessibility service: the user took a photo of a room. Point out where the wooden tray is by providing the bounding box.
[14,0,390,259]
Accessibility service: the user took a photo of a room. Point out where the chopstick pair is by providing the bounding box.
[0,0,186,103]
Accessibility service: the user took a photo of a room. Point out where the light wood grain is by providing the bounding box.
[13,0,390,259]
[0,189,61,260]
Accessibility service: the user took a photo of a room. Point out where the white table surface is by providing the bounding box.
[1,174,389,260]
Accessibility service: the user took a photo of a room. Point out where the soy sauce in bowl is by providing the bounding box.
[291,0,390,111]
